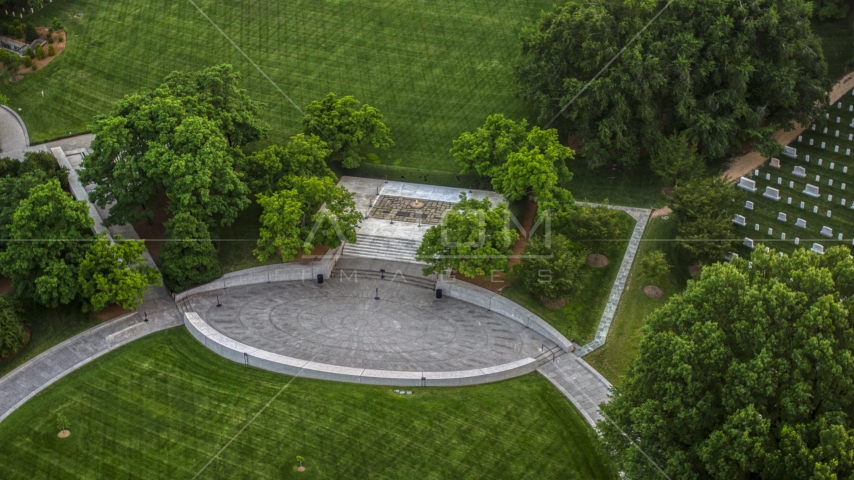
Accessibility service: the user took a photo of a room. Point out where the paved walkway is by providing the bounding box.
[0,105,29,158]
[575,204,651,356]
[538,355,612,425]
[192,279,555,372]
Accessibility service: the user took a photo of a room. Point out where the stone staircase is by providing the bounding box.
[330,267,436,290]
[343,234,423,263]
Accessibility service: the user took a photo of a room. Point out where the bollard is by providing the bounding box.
[435,289,443,299]
[317,274,324,284]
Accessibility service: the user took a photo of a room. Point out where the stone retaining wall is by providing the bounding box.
[175,246,342,301]
[184,312,537,387]
[434,279,573,352]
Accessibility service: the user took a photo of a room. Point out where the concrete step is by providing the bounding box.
[343,234,423,263]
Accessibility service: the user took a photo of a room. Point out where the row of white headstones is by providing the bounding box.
[733,94,854,255]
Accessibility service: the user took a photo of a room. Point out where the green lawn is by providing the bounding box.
[0,328,617,479]
[814,15,854,82]
[584,217,690,387]
[502,211,636,345]
[0,302,100,378]
[1,0,552,173]
[216,202,278,274]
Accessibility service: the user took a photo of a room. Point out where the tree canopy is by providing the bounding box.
[302,93,393,169]
[416,194,519,277]
[671,176,741,264]
[515,0,829,168]
[513,233,588,300]
[81,64,257,228]
[239,134,335,195]
[0,180,94,307]
[77,236,161,313]
[159,212,222,292]
[0,296,25,358]
[556,204,629,255]
[255,176,362,262]
[601,246,854,479]
[451,114,573,202]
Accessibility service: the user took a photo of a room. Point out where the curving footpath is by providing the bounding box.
[0,105,29,158]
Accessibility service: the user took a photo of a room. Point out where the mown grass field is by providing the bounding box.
[0,328,617,479]
[0,0,553,174]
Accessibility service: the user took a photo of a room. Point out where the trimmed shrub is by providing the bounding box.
[24,23,37,43]
[47,34,54,44]
[48,44,55,56]
[0,296,26,358]
[160,213,222,292]
[25,47,33,59]
[23,56,32,68]
[35,44,45,60]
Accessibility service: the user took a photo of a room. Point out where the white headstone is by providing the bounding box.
[767,227,773,235]
[803,184,820,198]
[795,218,807,228]
[814,206,819,213]
[813,123,817,130]
[821,142,826,149]
[788,180,794,188]
[821,226,833,237]
[837,117,841,123]
[733,215,746,226]
[787,197,792,204]
[800,201,805,209]
[781,232,786,240]
[850,134,853,141]
[829,180,833,187]
[777,212,787,222]
[777,177,782,185]
[806,154,811,162]
[765,173,770,180]
[783,146,797,158]
[835,145,839,153]
[743,238,754,249]
[843,199,847,206]
[818,159,823,166]
[850,118,854,128]
[838,102,842,108]
[763,187,780,201]
[839,233,844,240]
[843,183,847,190]
[745,200,754,210]
[809,139,814,146]
[824,127,828,134]
[798,135,803,142]
[793,166,806,178]
[811,243,825,255]
[850,105,853,112]
[738,177,757,193]
[836,130,840,137]
[795,237,800,245]
[827,210,832,218]
[754,224,760,231]
[831,162,835,169]
[770,158,781,168]
[847,149,851,156]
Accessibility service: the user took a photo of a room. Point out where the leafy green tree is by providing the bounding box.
[19,150,69,187]
[671,176,740,264]
[254,176,362,262]
[302,93,393,168]
[77,236,161,313]
[451,114,529,178]
[639,250,670,285]
[24,23,36,42]
[0,296,25,358]
[50,17,65,33]
[0,170,52,245]
[159,213,222,292]
[240,134,335,195]
[601,245,854,479]
[515,0,829,168]
[0,157,20,177]
[0,180,94,307]
[416,194,519,277]
[650,132,704,186]
[255,189,304,263]
[557,204,627,256]
[513,234,588,300]
[81,65,256,228]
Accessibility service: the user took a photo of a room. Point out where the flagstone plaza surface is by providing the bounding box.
[190,279,554,372]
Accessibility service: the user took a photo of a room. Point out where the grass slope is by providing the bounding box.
[584,217,690,386]
[1,0,551,173]
[0,328,617,479]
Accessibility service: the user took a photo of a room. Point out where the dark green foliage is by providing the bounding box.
[19,151,68,187]
[0,180,94,307]
[77,236,161,313]
[239,134,335,195]
[0,170,52,245]
[22,56,31,69]
[813,0,849,19]
[0,296,25,358]
[47,44,54,56]
[23,23,36,43]
[34,43,44,60]
[515,0,830,168]
[81,65,256,228]
[601,246,854,479]
[513,234,588,300]
[50,17,64,33]
[0,49,22,74]
[302,92,393,168]
[159,213,222,292]
[556,204,629,255]
[671,176,741,264]
[0,157,20,178]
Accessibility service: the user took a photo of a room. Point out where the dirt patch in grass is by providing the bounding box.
[586,253,609,267]
[643,285,664,298]
[540,296,568,309]
[57,429,70,438]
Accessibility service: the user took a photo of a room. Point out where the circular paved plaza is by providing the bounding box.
[192,279,555,372]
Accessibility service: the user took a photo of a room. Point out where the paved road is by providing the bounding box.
[193,279,555,372]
